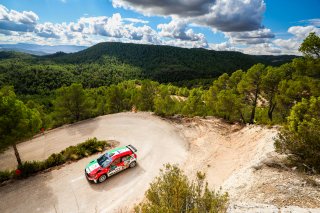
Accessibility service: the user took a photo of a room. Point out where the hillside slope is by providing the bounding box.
[0,42,298,94]
[44,42,297,82]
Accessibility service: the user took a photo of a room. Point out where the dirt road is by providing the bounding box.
[0,112,187,213]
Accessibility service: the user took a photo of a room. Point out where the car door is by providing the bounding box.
[121,155,131,169]
[108,157,121,177]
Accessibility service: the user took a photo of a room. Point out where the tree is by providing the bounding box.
[215,89,243,122]
[0,86,42,166]
[137,80,158,111]
[105,84,126,113]
[53,83,91,123]
[299,32,320,59]
[275,97,320,172]
[26,100,53,129]
[85,86,109,117]
[228,70,246,122]
[276,78,312,121]
[204,74,230,115]
[135,164,228,213]
[238,64,266,124]
[154,86,178,116]
[183,88,206,116]
[228,70,244,91]
[261,66,285,121]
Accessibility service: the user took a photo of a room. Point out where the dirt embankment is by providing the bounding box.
[169,116,320,211]
[168,116,277,187]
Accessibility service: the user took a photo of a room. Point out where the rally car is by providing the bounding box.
[85,144,137,183]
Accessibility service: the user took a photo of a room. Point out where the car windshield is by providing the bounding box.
[97,153,112,168]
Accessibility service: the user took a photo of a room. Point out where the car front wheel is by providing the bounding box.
[98,174,107,183]
[129,161,136,168]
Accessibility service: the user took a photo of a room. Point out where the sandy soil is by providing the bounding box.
[169,116,277,188]
[0,112,318,212]
[236,165,320,208]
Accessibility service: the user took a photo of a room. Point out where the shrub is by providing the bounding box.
[134,164,228,213]
[44,153,66,168]
[18,161,45,178]
[0,137,111,182]
[61,137,109,161]
[70,154,79,160]
[61,145,77,160]
[275,97,320,173]
[0,170,14,182]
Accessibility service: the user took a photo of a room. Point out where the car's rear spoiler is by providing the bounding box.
[126,144,137,153]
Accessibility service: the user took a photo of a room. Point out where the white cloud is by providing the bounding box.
[112,0,214,17]
[299,19,320,27]
[210,24,320,55]
[273,38,300,51]
[288,25,320,39]
[123,18,149,24]
[112,0,266,32]
[241,43,283,55]
[226,28,274,44]
[209,41,237,51]
[0,5,38,32]
[74,13,159,42]
[0,29,16,35]
[270,25,320,55]
[0,9,162,46]
[199,0,266,32]
[35,22,63,39]
[163,38,208,49]
[157,19,207,43]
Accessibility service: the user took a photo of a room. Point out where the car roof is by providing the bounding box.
[107,146,132,159]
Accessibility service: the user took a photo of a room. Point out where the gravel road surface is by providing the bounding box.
[0,112,187,213]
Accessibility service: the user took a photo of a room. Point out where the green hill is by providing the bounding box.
[43,42,297,82]
[0,42,297,94]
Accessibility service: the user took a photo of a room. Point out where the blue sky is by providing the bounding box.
[0,0,319,55]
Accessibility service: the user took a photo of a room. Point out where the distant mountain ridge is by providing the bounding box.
[41,42,297,82]
[0,43,87,55]
[0,41,300,95]
[0,42,298,87]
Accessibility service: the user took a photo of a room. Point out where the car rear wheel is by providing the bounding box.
[129,161,136,168]
[98,174,107,183]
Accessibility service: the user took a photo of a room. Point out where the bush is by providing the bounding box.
[0,137,111,182]
[61,137,109,161]
[135,164,228,213]
[275,97,320,173]
[61,145,78,160]
[0,170,14,182]
[18,161,45,178]
[44,153,66,168]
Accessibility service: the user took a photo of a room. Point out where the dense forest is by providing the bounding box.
[45,42,296,82]
[0,42,296,95]
[0,32,319,172]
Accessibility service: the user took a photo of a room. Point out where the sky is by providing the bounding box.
[0,0,319,55]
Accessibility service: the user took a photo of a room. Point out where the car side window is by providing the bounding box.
[121,155,130,162]
[111,158,120,166]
